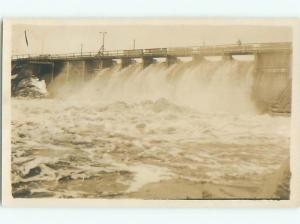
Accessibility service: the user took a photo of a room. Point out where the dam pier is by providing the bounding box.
[11,42,292,113]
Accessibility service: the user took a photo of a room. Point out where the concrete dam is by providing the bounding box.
[11,42,292,114]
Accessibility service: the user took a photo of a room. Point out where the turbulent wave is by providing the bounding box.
[11,59,290,199]
[12,75,48,98]
[11,97,290,198]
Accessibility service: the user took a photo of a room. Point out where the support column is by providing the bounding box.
[192,55,204,62]
[142,57,154,68]
[121,58,134,68]
[65,61,70,83]
[81,60,86,81]
[100,59,113,69]
[37,65,41,77]
[166,56,178,66]
[222,54,233,60]
[84,60,98,80]
[50,63,54,84]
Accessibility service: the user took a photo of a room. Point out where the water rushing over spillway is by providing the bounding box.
[55,59,256,114]
[11,59,290,199]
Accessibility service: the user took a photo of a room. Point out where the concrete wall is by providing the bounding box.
[253,52,291,113]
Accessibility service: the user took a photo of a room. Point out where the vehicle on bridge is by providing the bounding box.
[143,48,167,56]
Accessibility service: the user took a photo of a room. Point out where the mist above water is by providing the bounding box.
[52,59,256,114]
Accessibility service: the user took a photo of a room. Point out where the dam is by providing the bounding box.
[11,42,292,113]
[10,42,292,199]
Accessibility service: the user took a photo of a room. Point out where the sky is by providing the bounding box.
[12,24,292,55]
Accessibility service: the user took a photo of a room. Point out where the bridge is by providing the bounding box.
[11,42,292,113]
[12,42,291,62]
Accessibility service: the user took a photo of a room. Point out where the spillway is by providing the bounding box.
[52,59,257,114]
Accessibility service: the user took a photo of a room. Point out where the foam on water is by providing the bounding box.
[11,59,290,198]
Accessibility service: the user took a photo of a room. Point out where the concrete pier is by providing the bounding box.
[66,61,70,82]
[100,59,114,69]
[253,52,291,112]
[222,54,233,60]
[121,58,135,68]
[192,55,204,62]
[142,57,155,68]
[166,56,178,66]
[85,60,99,80]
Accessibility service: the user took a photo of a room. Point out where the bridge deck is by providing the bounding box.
[12,42,292,62]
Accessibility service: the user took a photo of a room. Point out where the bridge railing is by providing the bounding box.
[11,42,292,60]
[11,52,99,60]
[168,42,292,56]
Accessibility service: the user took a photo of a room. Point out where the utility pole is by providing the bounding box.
[80,43,83,56]
[99,32,107,53]
[133,39,136,49]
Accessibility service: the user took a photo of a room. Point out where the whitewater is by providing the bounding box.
[11,59,290,199]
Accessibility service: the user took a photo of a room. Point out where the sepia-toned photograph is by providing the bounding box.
[2,19,300,206]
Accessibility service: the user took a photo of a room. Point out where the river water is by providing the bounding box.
[11,60,291,199]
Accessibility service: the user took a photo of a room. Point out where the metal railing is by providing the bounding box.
[11,42,292,61]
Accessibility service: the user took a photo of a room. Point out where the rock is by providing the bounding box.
[23,166,42,178]
[12,74,48,98]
